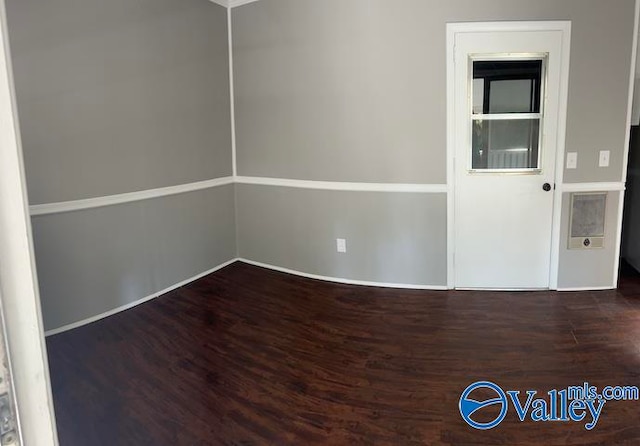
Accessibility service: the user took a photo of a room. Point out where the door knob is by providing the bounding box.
[542,183,552,192]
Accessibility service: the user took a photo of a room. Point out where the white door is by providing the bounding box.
[450,23,570,289]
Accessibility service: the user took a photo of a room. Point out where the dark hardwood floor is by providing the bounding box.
[46,261,640,445]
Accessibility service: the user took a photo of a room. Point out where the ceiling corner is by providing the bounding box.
[208,0,230,8]
[228,0,262,8]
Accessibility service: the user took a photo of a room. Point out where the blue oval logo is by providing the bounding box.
[459,381,508,430]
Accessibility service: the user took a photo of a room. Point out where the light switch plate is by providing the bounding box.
[599,150,610,167]
[566,152,578,169]
[336,238,347,253]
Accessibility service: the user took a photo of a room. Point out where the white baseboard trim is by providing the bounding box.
[560,182,626,193]
[235,176,448,194]
[237,258,448,290]
[44,258,240,337]
[556,286,615,292]
[43,255,620,337]
[45,257,445,336]
[30,176,234,217]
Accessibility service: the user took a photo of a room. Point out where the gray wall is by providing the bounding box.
[8,0,636,331]
[6,0,235,331]
[233,0,634,184]
[32,187,236,331]
[233,0,635,289]
[236,184,447,286]
[623,127,640,271]
[7,0,232,204]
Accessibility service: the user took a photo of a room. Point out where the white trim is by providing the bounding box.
[235,176,448,193]
[43,254,620,338]
[472,113,542,121]
[29,176,234,217]
[446,21,572,292]
[447,21,574,34]
[29,176,447,219]
[44,258,239,337]
[238,258,448,290]
[548,23,572,291]
[557,286,615,292]
[228,0,261,7]
[27,177,624,229]
[446,26,456,290]
[208,0,229,7]
[228,8,237,177]
[560,182,626,193]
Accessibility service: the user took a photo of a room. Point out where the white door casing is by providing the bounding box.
[0,0,58,443]
[447,22,571,290]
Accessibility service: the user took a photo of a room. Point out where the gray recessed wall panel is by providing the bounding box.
[233,0,634,184]
[32,186,236,331]
[6,0,232,204]
[236,184,447,286]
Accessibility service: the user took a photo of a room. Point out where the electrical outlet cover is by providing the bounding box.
[599,150,610,167]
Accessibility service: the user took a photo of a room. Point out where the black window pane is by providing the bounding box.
[472,60,542,114]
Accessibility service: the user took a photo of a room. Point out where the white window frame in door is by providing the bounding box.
[446,21,572,290]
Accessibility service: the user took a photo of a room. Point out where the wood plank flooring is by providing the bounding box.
[46,261,640,445]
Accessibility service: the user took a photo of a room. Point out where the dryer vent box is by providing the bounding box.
[569,193,606,249]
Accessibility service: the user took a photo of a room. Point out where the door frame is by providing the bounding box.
[446,21,572,290]
[0,0,58,443]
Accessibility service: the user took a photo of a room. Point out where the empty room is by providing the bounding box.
[1,0,640,444]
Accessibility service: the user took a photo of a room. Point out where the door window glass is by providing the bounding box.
[471,59,544,171]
